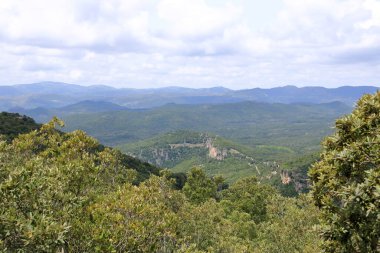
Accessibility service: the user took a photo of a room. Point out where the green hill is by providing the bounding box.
[0,112,160,183]
[118,130,309,195]
[62,101,351,155]
[0,112,40,141]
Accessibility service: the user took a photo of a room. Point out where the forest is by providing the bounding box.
[0,92,379,252]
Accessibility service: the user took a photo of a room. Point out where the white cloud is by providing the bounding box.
[157,0,241,39]
[0,0,154,50]
[0,0,380,88]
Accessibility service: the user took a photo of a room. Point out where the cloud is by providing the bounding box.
[0,0,380,88]
[156,0,241,40]
[272,0,380,62]
[0,0,155,52]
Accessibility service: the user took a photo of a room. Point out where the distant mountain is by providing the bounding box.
[234,85,379,105]
[2,82,117,96]
[9,100,130,123]
[60,100,128,113]
[1,82,378,111]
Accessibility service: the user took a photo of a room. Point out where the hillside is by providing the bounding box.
[0,112,160,182]
[118,131,287,181]
[61,101,351,154]
[59,100,128,113]
[0,112,40,141]
[118,130,313,195]
[9,100,131,122]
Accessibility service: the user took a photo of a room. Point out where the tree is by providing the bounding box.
[254,194,321,253]
[221,176,276,223]
[182,167,217,204]
[0,118,136,252]
[87,175,185,252]
[309,92,380,252]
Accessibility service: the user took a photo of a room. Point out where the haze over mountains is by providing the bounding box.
[1,82,379,113]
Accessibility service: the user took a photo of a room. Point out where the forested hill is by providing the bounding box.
[0,112,160,183]
[118,130,291,179]
[0,112,40,141]
[61,101,351,150]
[117,130,311,196]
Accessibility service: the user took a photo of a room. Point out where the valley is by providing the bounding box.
[1,82,361,195]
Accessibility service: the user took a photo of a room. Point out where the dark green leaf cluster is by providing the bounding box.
[0,112,40,142]
[310,92,380,252]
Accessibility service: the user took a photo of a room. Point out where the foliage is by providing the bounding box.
[309,92,380,252]
[221,176,276,223]
[182,167,218,204]
[86,175,185,252]
[0,118,154,252]
[168,171,187,190]
[0,117,323,252]
[64,101,349,155]
[254,194,321,253]
[0,112,40,141]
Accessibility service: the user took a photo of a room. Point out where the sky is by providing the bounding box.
[1,0,380,89]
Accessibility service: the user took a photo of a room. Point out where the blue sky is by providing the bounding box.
[0,0,380,89]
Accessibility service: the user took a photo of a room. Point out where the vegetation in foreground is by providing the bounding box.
[310,92,380,252]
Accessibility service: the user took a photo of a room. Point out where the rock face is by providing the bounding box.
[205,138,227,160]
[132,135,240,167]
[280,171,292,184]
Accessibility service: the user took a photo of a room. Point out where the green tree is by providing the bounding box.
[0,119,136,252]
[87,175,185,252]
[309,92,380,252]
[221,176,276,223]
[254,195,321,253]
[87,173,254,252]
[182,167,217,204]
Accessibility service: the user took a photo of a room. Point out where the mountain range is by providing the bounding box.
[1,82,379,111]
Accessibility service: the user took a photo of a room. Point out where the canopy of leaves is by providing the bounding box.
[0,118,158,252]
[309,92,380,252]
